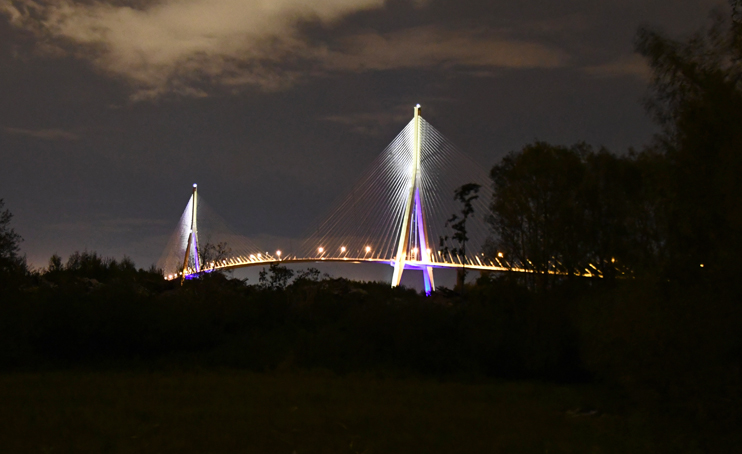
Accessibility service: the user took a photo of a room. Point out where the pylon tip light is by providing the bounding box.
[193,183,197,188]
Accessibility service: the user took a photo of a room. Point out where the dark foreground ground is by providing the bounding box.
[0,369,727,454]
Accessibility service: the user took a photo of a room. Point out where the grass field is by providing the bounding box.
[0,370,685,454]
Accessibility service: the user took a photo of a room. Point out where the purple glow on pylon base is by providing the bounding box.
[414,189,433,296]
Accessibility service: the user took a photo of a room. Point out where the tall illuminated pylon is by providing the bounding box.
[180,183,200,284]
[391,105,436,294]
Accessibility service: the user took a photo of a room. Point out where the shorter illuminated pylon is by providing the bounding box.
[181,184,200,284]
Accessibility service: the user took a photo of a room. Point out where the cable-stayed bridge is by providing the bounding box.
[158,105,519,294]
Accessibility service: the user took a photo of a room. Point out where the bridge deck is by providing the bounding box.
[164,257,526,281]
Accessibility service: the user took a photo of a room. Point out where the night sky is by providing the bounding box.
[0,0,726,276]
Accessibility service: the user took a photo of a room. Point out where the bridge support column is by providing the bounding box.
[391,105,435,295]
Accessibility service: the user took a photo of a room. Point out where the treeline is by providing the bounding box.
[0,250,723,385]
[0,251,576,382]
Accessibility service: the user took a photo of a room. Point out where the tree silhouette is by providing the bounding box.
[259,263,295,289]
[440,183,481,291]
[199,241,231,272]
[0,199,26,286]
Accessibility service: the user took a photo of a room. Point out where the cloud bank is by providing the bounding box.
[1,0,568,98]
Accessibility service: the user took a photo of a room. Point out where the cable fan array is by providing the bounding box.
[157,195,195,278]
[298,119,415,261]
[157,194,274,279]
[299,117,496,268]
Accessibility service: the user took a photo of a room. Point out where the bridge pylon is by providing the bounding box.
[391,105,436,295]
[181,183,200,284]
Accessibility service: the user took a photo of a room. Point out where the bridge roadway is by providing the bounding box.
[165,256,521,281]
